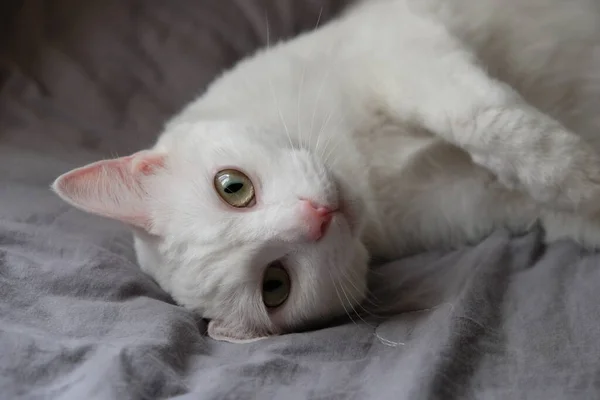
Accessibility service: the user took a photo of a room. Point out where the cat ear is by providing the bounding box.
[207,319,270,344]
[51,150,166,232]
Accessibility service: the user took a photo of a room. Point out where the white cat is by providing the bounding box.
[52,0,600,343]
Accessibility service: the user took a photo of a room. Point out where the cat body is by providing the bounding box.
[53,0,600,342]
[162,0,600,254]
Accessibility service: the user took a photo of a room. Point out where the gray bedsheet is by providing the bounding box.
[2,1,600,399]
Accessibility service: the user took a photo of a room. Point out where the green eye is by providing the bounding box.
[262,263,291,308]
[214,169,255,208]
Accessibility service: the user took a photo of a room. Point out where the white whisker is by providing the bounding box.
[265,12,297,159]
[322,113,349,165]
[269,78,295,151]
[329,219,404,347]
[316,104,349,162]
[297,67,307,150]
[265,11,271,49]
[340,281,404,347]
[315,111,335,159]
[329,220,383,312]
[315,7,324,30]
[327,269,360,328]
[308,74,331,151]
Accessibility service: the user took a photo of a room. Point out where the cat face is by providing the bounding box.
[52,121,369,343]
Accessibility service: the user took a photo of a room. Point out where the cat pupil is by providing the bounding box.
[263,280,282,293]
[224,183,243,194]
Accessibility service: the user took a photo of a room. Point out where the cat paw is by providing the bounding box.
[471,139,600,214]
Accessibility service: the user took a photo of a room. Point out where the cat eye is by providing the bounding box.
[214,169,255,208]
[262,262,291,309]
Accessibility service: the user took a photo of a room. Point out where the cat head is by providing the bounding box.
[52,121,370,343]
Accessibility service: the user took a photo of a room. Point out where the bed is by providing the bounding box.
[2,1,600,399]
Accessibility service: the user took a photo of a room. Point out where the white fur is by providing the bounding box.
[53,0,600,342]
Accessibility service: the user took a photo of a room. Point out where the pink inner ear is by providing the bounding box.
[51,151,166,231]
[131,152,165,175]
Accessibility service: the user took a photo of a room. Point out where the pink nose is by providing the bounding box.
[300,200,335,241]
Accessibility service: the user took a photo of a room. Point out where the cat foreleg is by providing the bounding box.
[382,42,600,214]
[453,100,600,215]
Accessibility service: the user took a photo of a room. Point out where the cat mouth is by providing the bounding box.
[333,176,362,238]
[338,198,359,236]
